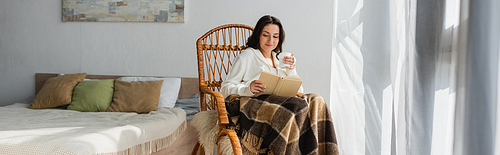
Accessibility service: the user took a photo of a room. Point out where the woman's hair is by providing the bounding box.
[246,15,285,59]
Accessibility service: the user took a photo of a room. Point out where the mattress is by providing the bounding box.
[0,103,186,155]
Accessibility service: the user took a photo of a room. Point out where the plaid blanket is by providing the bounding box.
[225,94,339,155]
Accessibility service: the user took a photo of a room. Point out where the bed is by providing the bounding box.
[0,73,199,155]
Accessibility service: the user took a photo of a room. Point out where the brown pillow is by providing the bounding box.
[107,79,163,113]
[29,73,87,109]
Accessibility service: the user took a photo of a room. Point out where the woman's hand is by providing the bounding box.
[283,54,296,69]
[250,80,266,94]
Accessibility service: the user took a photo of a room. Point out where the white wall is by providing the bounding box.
[0,0,333,106]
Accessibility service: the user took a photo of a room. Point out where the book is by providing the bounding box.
[255,71,303,97]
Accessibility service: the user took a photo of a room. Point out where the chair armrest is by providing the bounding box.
[199,84,230,126]
[218,129,242,155]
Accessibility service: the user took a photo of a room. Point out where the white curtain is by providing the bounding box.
[331,0,500,154]
[453,0,500,155]
[388,0,451,154]
[331,0,365,154]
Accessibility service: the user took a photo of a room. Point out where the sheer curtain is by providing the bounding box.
[388,0,450,154]
[454,0,500,155]
[331,0,500,154]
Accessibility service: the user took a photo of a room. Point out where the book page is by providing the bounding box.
[283,75,301,80]
[275,77,302,97]
[256,71,302,97]
[257,71,281,96]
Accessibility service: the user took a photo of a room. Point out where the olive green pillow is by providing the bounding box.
[107,79,163,114]
[29,73,87,109]
[67,79,115,112]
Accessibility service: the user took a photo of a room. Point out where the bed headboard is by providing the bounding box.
[35,73,199,99]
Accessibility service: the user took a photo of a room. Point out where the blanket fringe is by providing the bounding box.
[240,130,266,154]
[98,120,187,155]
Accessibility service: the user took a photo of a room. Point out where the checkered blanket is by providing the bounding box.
[225,94,339,155]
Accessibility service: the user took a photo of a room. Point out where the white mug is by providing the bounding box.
[278,52,293,68]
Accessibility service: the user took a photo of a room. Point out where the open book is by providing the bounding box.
[255,71,303,97]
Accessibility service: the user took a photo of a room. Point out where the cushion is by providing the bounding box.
[107,79,163,113]
[29,73,87,109]
[67,79,115,112]
[174,93,200,120]
[118,77,181,109]
[174,93,200,109]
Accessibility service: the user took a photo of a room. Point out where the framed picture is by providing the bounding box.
[62,0,184,23]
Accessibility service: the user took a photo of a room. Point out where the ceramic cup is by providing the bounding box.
[278,52,293,68]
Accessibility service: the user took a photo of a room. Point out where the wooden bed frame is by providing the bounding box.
[35,73,199,99]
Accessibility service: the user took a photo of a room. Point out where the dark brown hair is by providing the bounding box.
[246,15,285,59]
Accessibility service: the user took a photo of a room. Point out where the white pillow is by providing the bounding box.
[118,77,181,109]
[58,73,93,81]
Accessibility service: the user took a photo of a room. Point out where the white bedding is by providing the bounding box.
[0,103,186,155]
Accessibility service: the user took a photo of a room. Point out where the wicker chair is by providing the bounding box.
[192,24,254,155]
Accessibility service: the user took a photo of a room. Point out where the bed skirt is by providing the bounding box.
[99,121,186,155]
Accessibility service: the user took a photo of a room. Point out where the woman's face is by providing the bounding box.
[259,24,280,53]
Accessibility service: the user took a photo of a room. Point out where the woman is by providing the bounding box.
[220,15,303,97]
[220,15,338,155]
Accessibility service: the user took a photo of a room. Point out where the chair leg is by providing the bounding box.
[192,142,202,155]
[217,143,220,155]
[200,145,205,155]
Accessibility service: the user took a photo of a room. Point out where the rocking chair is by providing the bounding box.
[192,24,254,155]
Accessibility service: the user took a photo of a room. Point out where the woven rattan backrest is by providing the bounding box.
[197,24,254,92]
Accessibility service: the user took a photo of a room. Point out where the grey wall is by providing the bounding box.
[0,0,334,106]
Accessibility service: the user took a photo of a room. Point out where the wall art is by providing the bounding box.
[62,0,184,23]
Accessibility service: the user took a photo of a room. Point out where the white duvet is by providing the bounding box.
[0,103,186,155]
